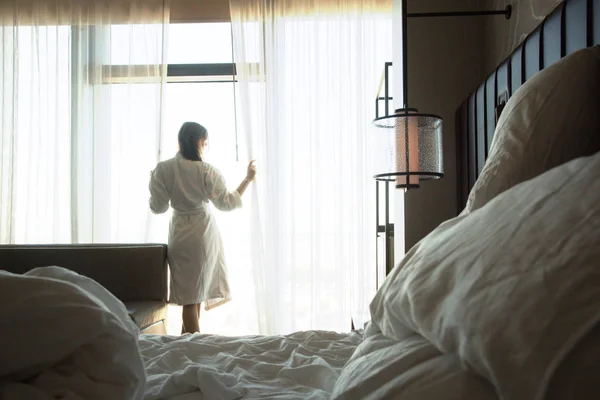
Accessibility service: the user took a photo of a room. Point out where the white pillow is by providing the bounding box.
[0,267,146,400]
[25,265,140,335]
[464,45,600,213]
[370,151,600,400]
[332,322,497,400]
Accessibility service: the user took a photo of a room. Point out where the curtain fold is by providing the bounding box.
[230,0,392,334]
[0,0,168,244]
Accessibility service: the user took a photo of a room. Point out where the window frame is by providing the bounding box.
[75,23,242,163]
[97,23,239,84]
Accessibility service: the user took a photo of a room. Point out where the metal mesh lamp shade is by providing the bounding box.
[372,108,443,189]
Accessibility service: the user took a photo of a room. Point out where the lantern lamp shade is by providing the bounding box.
[372,108,443,189]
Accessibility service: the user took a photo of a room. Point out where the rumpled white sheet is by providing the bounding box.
[332,322,497,400]
[140,330,362,399]
[0,266,145,400]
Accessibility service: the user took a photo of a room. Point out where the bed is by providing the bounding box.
[1,1,600,399]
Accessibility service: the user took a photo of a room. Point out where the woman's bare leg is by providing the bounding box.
[197,304,201,332]
[182,304,200,333]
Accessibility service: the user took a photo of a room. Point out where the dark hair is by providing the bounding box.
[178,122,207,161]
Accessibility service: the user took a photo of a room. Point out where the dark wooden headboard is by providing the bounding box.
[455,0,600,214]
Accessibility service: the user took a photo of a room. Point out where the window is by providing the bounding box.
[168,23,233,64]
[98,22,242,246]
[162,23,238,164]
[5,20,254,333]
[106,22,239,162]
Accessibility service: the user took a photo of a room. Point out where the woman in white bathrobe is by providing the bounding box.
[149,122,256,333]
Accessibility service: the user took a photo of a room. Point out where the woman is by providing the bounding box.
[148,121,256,334]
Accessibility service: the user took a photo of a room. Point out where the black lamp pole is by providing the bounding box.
[402,0,409,109]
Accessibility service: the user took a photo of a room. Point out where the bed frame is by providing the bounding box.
[455,0,600,214]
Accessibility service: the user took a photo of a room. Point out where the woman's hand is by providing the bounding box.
[246,160,257,181]
[237,161,257,197]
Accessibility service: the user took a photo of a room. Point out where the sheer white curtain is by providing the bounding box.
[0,0,168,244]
[230,0,392,334]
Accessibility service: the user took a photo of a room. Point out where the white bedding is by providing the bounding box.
[0,267,145,400]
[368,152,600,400]
[0,266,361,400]
[332,322,496,400]
[140,330,362,399]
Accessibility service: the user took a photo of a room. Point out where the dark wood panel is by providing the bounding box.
[475,84,486,174]
[456,101,469,215]
[468,94,477,188]
[485,73,496,152]
[594,0,600,45]
[455,0,600,214]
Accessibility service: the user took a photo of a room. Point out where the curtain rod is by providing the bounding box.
[408,5,512,20]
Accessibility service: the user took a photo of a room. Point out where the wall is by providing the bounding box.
[397,0,488,251]
[483,0,563,73]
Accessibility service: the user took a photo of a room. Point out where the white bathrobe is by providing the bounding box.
[149,152,242,308]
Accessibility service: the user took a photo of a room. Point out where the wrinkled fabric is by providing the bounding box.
[332,322,497,400]
[371,152,600,400]
[140,330,362,399]
[0,267,145,400]
[149,152,242,307]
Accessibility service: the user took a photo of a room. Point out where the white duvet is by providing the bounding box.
[0,266,145,400]
[140,330,361,399]
[0,267,362,400]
